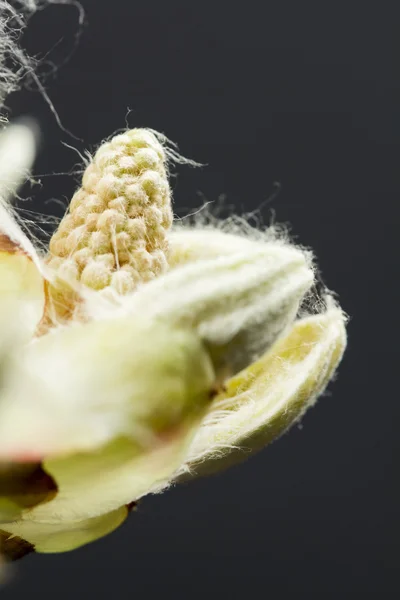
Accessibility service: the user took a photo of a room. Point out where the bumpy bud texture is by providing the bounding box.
[45,129,173,324]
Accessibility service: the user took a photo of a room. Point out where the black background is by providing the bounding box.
[2,0,399,598]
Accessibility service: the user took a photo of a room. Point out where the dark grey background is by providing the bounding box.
[3,0,399,597]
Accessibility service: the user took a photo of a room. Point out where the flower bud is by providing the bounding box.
[128,231,314,376]
[0,317,215,461]
[0,314,216,532]
[44,129,173,327]
[177,302,347,479]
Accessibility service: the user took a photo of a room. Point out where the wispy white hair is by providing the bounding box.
[0,1,80,119]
